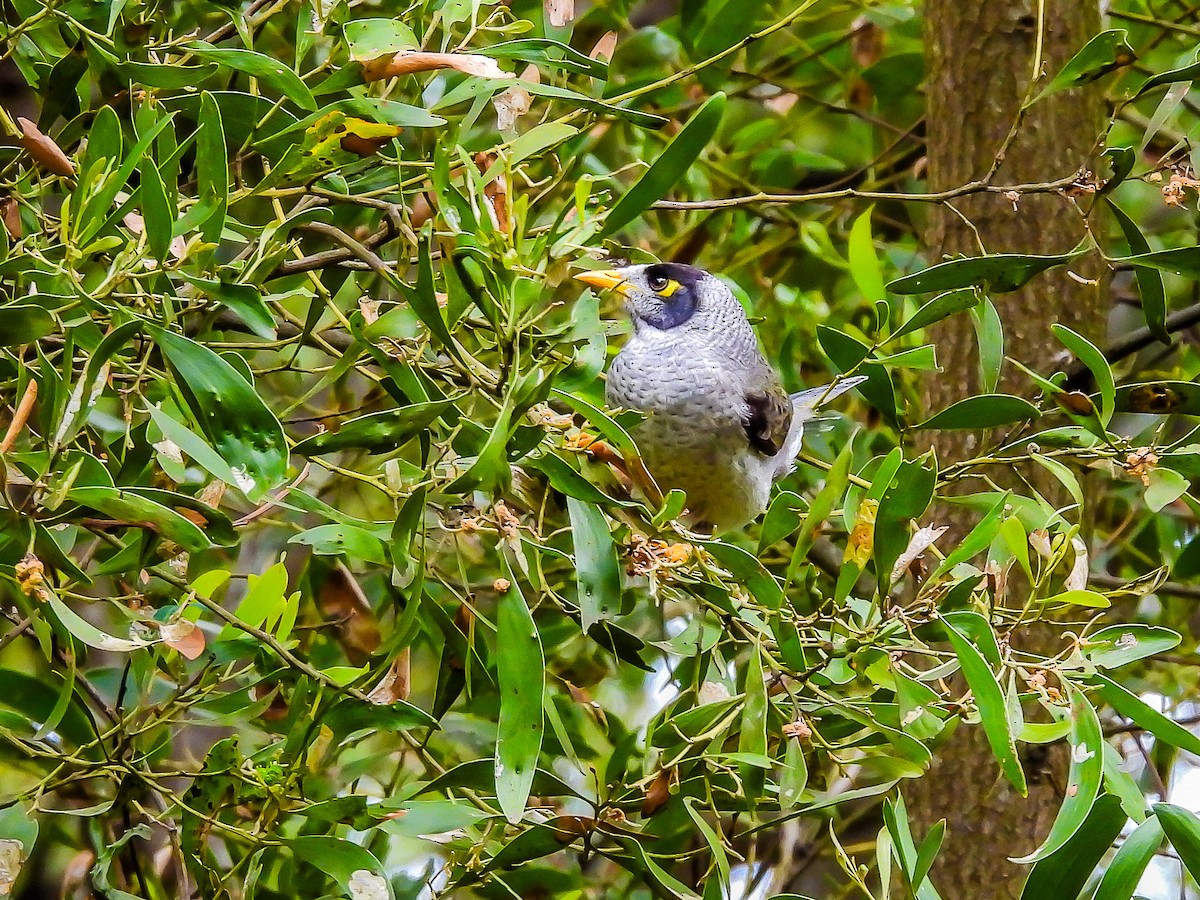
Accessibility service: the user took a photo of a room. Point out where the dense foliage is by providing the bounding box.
[7,0,1200,897]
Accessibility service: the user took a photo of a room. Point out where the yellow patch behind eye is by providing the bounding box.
[659,279,682,297]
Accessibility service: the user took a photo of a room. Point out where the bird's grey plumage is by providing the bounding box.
[586,262,863,533]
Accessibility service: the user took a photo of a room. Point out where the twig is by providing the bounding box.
[1063,299,1200,387]
[649,173,1081,211]
[1,378,37,453]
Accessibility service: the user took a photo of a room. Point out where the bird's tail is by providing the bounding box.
[775,376,867,479]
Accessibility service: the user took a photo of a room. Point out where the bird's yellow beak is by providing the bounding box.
[574,269,633,295]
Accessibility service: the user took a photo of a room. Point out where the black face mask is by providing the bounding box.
[639,263,703,330]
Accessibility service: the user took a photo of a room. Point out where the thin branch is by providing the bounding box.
[649,173,1081,211]
[1064,299,1200,387]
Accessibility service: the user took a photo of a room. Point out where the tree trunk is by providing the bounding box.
[904,2,1105,898]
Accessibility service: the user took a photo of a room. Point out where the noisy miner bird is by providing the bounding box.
[575,262,864,534]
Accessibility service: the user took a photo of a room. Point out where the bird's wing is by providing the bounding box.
[743,374,793,456]
[771,375,868,479]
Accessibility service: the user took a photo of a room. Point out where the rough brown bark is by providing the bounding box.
[904,2,1105,899]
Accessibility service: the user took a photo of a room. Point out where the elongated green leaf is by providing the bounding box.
[738,645,768,802]
[187,44,317,110]
[152,328,287,500]
[482,38,608,78]
[889,289,979,343]
[1032,30,1135,103]
[1107,200,1167,343]
[69,485,213,552]
[1093,814,1163,900]
[287,836,393,898]
[683,797,731,889]
[48,594,153,653]
[971,296,1004,392]
[217,562,289,640]
[888,253,1077,295]
[1020,794,1126,900]
[1155,803,1200,885]
[788,436,855,581]
[1011,685,1103,863]
[848,207,886,304]
[917,394,1040,430]
[1094,673,1200,757]
[699,541,784,610]
[602,92,726,236]
[179,273,275,340]
[941,615,1026,795]
[293,400,455,455]
[566,498,622,631]
[883,795,943,900]
[495,553,545,824]
[0,305,55,345]
[1052,324,1114,425]
[138,158,172,262]
[1083,624,1180,669]
[1137,57,1200,97]
[1117,246,1200,279]
[817,325,898,427]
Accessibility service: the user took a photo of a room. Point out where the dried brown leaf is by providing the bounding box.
[545,0,574,27]
[590,31,618,62]
[361,51,511,83]
[161,619,206,660]
[18,118,74,177]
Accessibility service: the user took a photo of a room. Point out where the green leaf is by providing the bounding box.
[138,158,172,262]
[848,207,886,304]
[601,92,726,236]
[738,646,768,803]
[928,495,1007,581]
[698,541,785,610]
[971,296,1004,393]
[817,326,898,427]
[1136,57,1200,97]
[495,553,545,824]
[69,486,213,552]
[217,562,288,640]
[1145,467,1189,512]
[1031,30,1135,102]
[152,327,288,500]
[187,43,317,111]
[290,523,389,565]
[1052,324,1114,425]
[1094,673,1200,757]
[888,253,1077,294]
[875,452,937,589]
[941,614,1026,795]
[1041,589,1110,608]
[288,836,393,898]
[917,394,1040,430]
[179,273,275,340]
[47,594,152,653]
[1020,794,1126,900]
[566,498,622,631]
[1093,814,1163,900]
[888,288,980,343]
[758,490,806,553]
[292,400,455,455]
[683,797,731,889]
[0,305,55,346]
[482,39,608,79]
[343,18,419,58]
[1107,200,1167,343]
[1011,685,1103,863]
[1155,803,1200,885]
[1082,624,1180,669]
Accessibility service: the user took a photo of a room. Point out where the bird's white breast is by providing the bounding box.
[606,327,775,531]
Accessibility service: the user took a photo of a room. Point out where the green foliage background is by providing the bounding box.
[4,0,1200,897]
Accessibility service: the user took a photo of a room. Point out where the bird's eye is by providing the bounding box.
[647,274,669,292]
